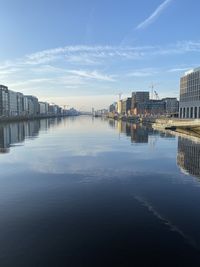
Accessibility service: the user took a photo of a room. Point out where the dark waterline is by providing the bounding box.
[0,116,200,266]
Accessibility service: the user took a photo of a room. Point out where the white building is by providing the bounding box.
[17,92,24,116]
[39,102,47,115]
[9,90,18,116]
[179,67,200,119]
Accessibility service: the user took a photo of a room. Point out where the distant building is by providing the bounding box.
[179,67,200,118]
[109,102,117,113]
[23,96,29,115]
[9,90,18,116]
[0,85,9,116]
[137,100,166,116]
[121,98,132,115]
[39,102,48,115]
[17,92,24,116]
[131,91,149,115]
[162,97,179,115]
[117,100,122,114]
[49,104,58,115]
[26,95,39,115]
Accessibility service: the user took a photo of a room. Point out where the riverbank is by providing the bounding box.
[152,118,200,137]
[107,114,200,138]
[0,114,78,124]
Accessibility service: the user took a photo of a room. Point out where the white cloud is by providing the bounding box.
[136,0,173,30]
[127,68,158,77]
[67,70,116,82]
[0,40,200,109]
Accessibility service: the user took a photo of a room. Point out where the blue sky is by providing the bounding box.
[0,0,200,110]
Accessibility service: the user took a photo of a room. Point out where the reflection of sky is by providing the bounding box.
[1,116,200,260]
[0,116,188,180]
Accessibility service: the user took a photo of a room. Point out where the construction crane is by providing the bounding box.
[154,90,159,100]
[149,83,159,99]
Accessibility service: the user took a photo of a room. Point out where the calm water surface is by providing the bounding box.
[0,116,200,266]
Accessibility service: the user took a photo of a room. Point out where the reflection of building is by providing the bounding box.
[0,117,64,153]
[177,137,200,177]
[179,67,200,118]
[130,124,148,143]
[117,120,149,143]
[0,125,10,153]
[0,120,40,153]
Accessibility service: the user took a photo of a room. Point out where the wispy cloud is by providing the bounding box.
[67,70,116,82]
[0,40,200,108]
[136,0,173,30]
[127,68,158,77]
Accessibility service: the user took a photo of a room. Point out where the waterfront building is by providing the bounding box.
[26,95,39,115]
[39,102,48,115]
[49,104,58,115]
[121,98,132,115]
[17,92,24,116]
[109,102,117,113]
[179,67,200,118]
[0,85,9,117]
[23,96,29,115]
[9,90,18,116]
[131,91,149,115]
[162,97,179,116]
[137,100,166,116]
[117,100,122,114]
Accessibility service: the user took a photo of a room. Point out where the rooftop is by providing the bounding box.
[185,67,200,75]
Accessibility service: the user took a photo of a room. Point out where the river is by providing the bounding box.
[0,116,200,266]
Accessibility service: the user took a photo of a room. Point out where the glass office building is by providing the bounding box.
[179,67,200,119]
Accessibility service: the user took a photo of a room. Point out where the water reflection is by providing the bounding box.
[177,137,200,178]
[0,118,63,153]
[108,119,175,144]
[0,116,200,266]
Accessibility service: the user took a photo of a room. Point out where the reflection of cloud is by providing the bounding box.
[134,195,199,250]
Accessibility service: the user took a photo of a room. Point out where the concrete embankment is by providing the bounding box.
[153,118,200,137]
[0,114,69,123]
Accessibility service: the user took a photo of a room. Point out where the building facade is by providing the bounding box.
[121,98,132,115]
[17,92,24,116]
[39,102,49,115]
[109,102,117,113]
[131,91,149,115]
[162,97,179,115]
[9,90,18,116]
[26,96,39,115]
[179,67,200,119]
[0,85,9,117]
[117,100,122,114]
[137,100,166,116]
